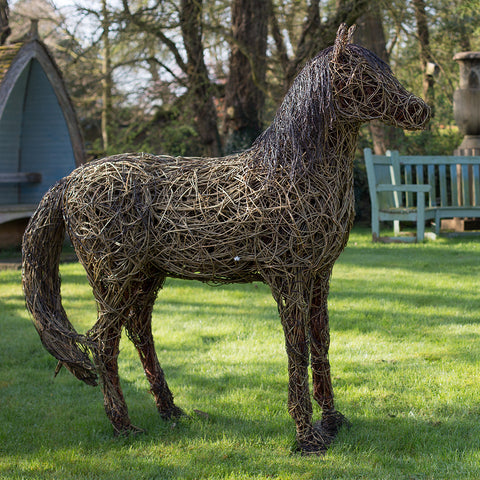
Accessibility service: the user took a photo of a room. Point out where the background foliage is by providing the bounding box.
[5,0,480,221]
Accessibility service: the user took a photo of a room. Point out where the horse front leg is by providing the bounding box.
[271,275,325,454]
[310,271,348,444]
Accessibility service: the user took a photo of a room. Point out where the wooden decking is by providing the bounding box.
[0,203,37,224]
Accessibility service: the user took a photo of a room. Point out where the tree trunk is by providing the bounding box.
[413,0,435,117]
[101,0,112,152]
[282,0,321,88]
[224,0,268,152]
[270,0,369,89]
[180,0,222,156]
[356,7,402,154]
[0,0,10,45]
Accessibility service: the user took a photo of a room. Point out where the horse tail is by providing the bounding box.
[22,179,98,387]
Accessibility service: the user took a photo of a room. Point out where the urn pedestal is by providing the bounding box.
[441,52,480,232]
[453,52,480,156]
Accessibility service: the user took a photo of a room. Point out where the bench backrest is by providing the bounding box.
[365,148,480,208]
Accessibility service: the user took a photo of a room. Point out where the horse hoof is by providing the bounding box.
[296,429,328,456]
[296,411,349,455]
[159,405,185,420]
[113,424,145,437]
[319,410,350,438]
[295,424,333,455]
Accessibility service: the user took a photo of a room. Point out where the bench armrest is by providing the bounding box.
[376,184,431,193]
[0,172,42,183]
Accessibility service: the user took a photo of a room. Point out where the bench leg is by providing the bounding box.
[417,193,426,242]
[372,209,380,242]
[393,220,400,236]
[417,221,425,242]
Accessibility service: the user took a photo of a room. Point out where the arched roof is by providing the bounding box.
[0,36,85,166]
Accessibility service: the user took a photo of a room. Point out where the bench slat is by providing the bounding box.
[416,165,424,209]
[376,184,431,193]
[439,165,447,207]
[428,165,436,206]
[405,165,413,207]
[416,164,424,184]
[450,164,458,207]
[462,164,471,206]
[474,165,480,206]
[400,156,480,165]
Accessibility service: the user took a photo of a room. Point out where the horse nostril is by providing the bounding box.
[417,104,430,125]
[407,99,430,127]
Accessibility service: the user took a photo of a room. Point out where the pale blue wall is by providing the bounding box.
[0,64,28,204]
[20,59,76,204]
[0,58,77,206]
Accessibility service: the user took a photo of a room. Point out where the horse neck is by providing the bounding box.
[319,121,361,170]
[250,94,361,172]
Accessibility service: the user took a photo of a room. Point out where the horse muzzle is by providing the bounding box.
[392,95,432,131]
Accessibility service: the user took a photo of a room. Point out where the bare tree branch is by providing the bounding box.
[121,0,188,74]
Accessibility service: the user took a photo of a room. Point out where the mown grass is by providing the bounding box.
[1,228,479,479]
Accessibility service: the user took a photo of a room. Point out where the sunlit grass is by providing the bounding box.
[1,228,479,479]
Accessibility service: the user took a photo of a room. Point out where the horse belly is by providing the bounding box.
[150,228,261,284]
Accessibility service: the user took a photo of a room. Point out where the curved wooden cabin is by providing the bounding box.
[0,21,85,246]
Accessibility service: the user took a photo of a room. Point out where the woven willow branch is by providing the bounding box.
[23,23,430,453]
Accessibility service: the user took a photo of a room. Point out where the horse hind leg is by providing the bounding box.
[88,277,151,435]
[88,312,138,435]
[125,276,184,420]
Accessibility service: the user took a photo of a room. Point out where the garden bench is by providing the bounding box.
[364,148,480,242]
[0,172,42,224]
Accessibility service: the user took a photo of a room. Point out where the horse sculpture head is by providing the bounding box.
[329,24,431,130]
[253,24,430,176]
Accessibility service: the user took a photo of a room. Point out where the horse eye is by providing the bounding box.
[351,86,362,99]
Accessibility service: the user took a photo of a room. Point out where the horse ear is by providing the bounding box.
[347,24,357,44]
[333,23,349,61]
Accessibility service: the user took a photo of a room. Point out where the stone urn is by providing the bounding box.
[446,52,480,231]
[453,52,480,155]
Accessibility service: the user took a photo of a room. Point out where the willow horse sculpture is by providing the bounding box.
[23,25,430,454]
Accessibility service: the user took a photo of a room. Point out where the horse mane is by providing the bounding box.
[250,43,392,178]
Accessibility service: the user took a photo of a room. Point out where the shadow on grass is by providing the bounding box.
[3,243,480,478]
[56,246,480,346]
[340,241,480,274]
[3,382,479,480]
[2,345,479,478]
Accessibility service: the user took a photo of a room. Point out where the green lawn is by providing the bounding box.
[1,228,479,479]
